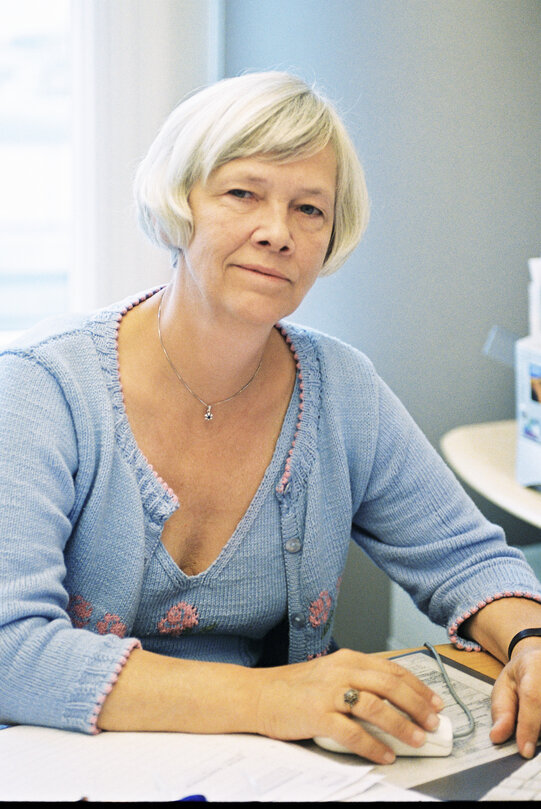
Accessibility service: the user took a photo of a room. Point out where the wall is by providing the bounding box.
[224,0,541,651]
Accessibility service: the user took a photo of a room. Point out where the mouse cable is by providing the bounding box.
[423,641,476,739]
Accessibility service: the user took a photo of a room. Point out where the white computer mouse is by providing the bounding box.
[314,712,453,757]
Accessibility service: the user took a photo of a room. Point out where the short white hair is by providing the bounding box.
[134,71,369,275]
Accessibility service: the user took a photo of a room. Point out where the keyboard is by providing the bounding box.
[481,752,541,801]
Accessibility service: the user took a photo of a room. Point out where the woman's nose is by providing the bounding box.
[252,206,294,253]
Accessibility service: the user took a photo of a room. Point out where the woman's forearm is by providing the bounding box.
[96,648,263,734]
[96,646,446,767]
[464,597,541,662]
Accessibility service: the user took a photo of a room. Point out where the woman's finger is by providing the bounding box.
[341,650,444,710]
[336,666,443,732]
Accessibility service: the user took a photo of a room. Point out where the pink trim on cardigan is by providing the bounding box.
[449,590,541,651]
[276,327,303,494]
[88,638,142,734]
[114,287,180,505]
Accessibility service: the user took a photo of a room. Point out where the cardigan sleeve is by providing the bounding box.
[351,372,541,649]
[0,352,140,733]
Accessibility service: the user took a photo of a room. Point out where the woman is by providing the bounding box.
[1,71,541,764]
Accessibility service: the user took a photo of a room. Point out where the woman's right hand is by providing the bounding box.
[254,648,444,764]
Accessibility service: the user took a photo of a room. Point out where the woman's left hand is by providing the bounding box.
[461,596,541,758]
[490,639,541,758]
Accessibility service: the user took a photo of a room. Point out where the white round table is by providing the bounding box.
[440,420,541,529]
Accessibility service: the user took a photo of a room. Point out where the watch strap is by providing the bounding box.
[507,628,541,659]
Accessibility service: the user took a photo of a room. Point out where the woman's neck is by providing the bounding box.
[157,281,278,407]
[117,283,296,436]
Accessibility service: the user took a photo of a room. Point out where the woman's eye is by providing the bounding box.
[228,189,253,199]
[299,204,323,217]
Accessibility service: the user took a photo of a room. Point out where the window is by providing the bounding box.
[0,0,223,340]
[0,0,71,333]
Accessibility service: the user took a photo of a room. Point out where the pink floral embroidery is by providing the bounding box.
[96,613,127,638]
[309,591,332,628]
[67,594,92,628]
[157,601,199,636]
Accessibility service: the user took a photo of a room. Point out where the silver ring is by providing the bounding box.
[343,688,360,709]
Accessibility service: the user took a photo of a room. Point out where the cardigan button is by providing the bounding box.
[291,612,306,628]
[285,537,302,553]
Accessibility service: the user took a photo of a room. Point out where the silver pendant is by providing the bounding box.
[204,405,213,421]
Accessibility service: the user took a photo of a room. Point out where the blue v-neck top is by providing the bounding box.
[1,287,540,734]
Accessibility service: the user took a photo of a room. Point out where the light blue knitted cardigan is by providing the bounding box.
[1,288,540,734]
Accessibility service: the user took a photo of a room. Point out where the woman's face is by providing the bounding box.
[179,144,337,328]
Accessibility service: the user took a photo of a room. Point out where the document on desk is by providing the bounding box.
[0,724,377,802]
[366,650,519,791]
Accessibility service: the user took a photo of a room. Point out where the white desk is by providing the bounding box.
[440,420,541,529]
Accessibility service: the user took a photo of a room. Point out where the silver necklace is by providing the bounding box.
[157,291,264,421]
